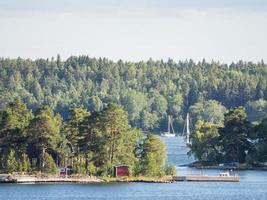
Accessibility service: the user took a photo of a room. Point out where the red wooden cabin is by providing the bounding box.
[114,165,129,177]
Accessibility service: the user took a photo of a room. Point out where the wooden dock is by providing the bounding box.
[173,175,240,182]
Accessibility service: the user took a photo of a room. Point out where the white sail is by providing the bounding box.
[186,113,190,144]
[182,113,191,144]
[161,115,176,137]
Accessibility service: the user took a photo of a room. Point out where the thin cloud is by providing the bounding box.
[0,1,266,63]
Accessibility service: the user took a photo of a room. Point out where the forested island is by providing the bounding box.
[0,101,175,178]
[0,56,267,176]
[189,107,267,167]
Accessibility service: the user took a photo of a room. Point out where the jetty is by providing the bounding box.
[173,175,240,182]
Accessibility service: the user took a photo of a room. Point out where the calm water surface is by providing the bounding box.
[1,136,267,200]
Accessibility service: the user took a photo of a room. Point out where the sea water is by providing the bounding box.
[0,136,266,200]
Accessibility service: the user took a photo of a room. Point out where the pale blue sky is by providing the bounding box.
[1,0,267,11]
[0,0,267,63]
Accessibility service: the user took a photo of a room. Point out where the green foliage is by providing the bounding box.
[73,156,87,175]
[1,57,266,133]
[87,162,97,175]
[27,106,63,154]
[6,149,19,173]
[81,104,139,176]
[188,107,267,165]
[20,153,31,172]
[189,100,227,126]
[188,120,221,162]
[245,99,267,123]
[169,93,183,116]
[42,152,58,174]
[0,101,167,176]
[122,90,148,125]
[165,165,176,176]
[0,55,265,172]
[88,96,103,112]
[140,134,166,177]
[64,107,90,150]
[1,100,33,130]
[253,118,267,162]
[219,107,251,163]
[0,100,33,161]
[141,111,159,131]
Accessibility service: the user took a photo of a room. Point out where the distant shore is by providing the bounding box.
[183,161,267,171]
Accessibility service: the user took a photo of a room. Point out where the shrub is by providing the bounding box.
[165,165,176,176]
[42,152,58,174]
[6,149,19,173]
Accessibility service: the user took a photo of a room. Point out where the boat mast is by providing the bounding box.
[168,115,171,133]
[170,116,175,134]
[186,113,190,144]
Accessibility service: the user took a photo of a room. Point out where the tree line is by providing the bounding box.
[0,56,266,132]
[0,100,175,176]
[189,107,267,165]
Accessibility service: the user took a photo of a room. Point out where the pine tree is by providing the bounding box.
[26,106,63,170]
[6,149,18,173]
[140,134,166,177]
[21,153,31,172]
[42,152,58,174]
[219,107,251,163]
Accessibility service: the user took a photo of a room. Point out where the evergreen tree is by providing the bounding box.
[26,106,63,169]
[80,104,140,176]
[0,100,32,166]
[245,99,267,123]
[0,57,266,133]
[188,120,221,162]
[42,152,58,174]
[140,134,166,177]
[219,107,251,163]
[254,118,267,162]
[64,107,90,151]
[6,149,18,173]
[20,153,31,172]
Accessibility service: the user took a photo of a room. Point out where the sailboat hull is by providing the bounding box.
[161,132,176,137]
[161,115,176,137]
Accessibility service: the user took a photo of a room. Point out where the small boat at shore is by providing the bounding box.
[161,115,176,137]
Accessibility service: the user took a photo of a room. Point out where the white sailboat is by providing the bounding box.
[183,113,191,144]
[161,115,176,137]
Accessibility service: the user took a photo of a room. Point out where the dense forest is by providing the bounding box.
[0,56,267,133]
[0,101,174,176]
[189,107,267,165]
[0,56,266,173]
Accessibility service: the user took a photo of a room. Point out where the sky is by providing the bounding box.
[0,0,267,63]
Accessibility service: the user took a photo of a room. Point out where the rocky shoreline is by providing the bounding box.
[0,174,173,184]
[0,174,103,184]
[101,176,173,183]
[184,161,267,171]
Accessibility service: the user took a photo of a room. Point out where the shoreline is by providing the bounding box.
[0,174,173,184]
[182,161,267,171]
[0,174,241,184]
